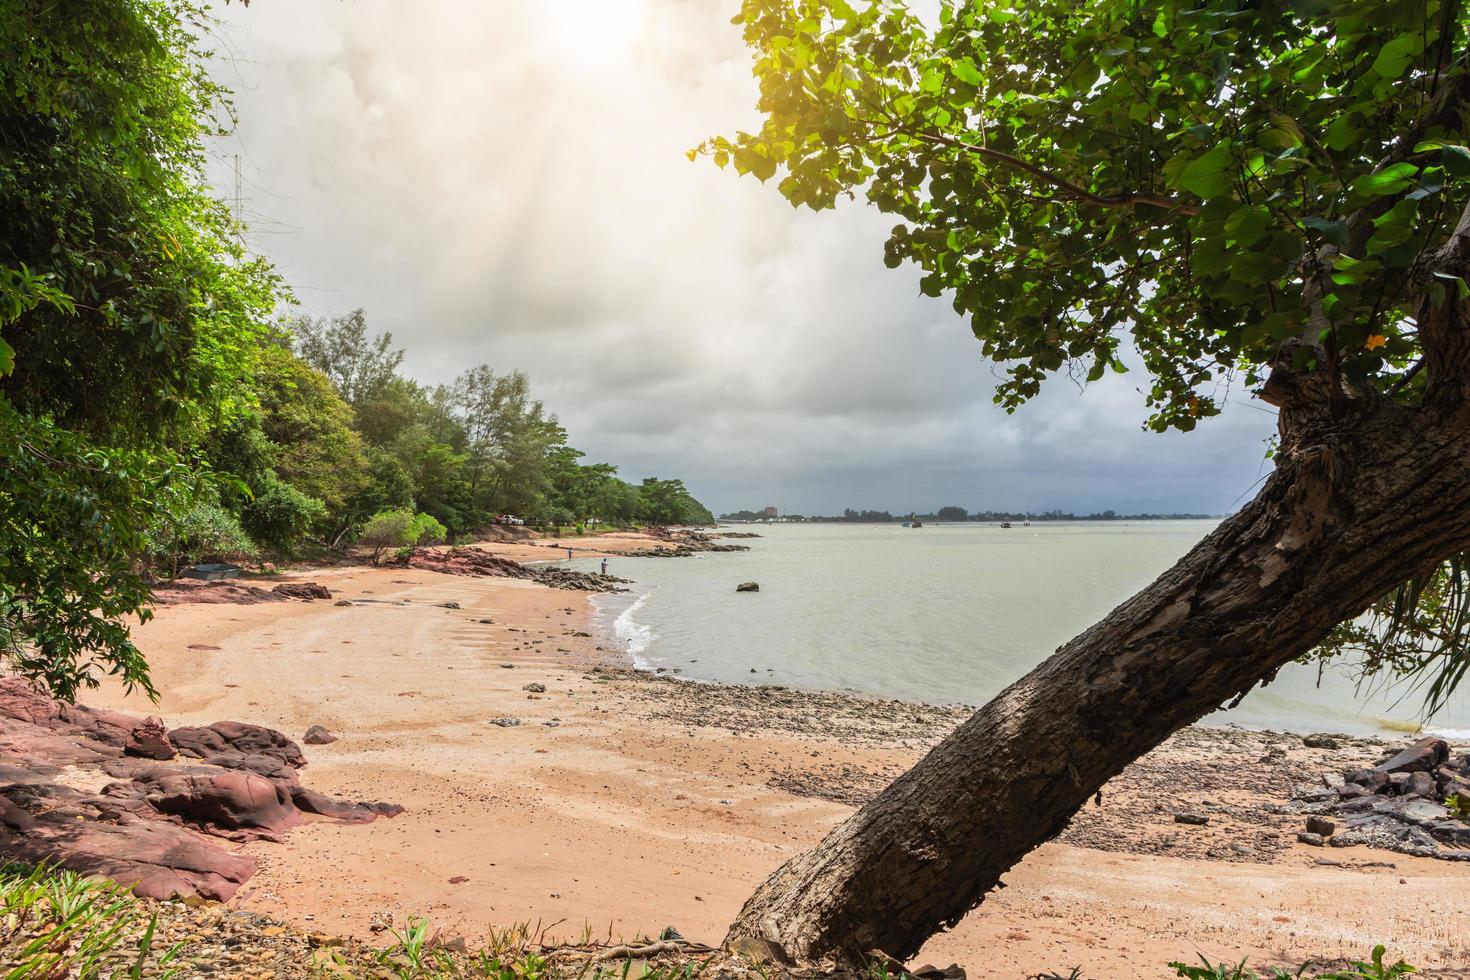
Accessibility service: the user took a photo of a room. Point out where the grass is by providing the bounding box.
[0,863,185,979]
[0,863,1425,980]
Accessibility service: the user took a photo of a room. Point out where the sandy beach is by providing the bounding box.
[86,534,1470,979]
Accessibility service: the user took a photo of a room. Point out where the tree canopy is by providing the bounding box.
[0,0,715,699]
[701,0,1470,711]
[701,0,1470,431]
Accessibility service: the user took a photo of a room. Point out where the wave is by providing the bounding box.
[613,591,658,670]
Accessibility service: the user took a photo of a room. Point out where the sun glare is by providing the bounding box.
[544,0,647,67]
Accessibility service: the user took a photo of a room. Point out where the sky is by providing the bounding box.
[203,0,1278,517]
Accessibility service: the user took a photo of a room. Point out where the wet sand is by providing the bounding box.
[90,538,1470,978]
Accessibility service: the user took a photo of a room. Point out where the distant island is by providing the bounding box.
[718,507,1219,523]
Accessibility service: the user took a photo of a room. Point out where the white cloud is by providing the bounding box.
[207,0,1275,516]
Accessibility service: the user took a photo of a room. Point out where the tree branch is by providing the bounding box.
[903,129,1199,217]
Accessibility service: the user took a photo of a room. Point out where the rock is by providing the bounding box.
[490,718,520,728]
[1336,783,1371,800]
[134,768,299,836]
[271,582,332,601]
[522,683,546,693]
[334,599,353,606]
[658,925,685,942]
[1406,771,1436,798]
[1291,783,1338,803]
[1348,768,1390,793]
[1173,812,1209,826]
[911,965,967,980]
[736,581,760,592]
[1297,831,1326,847]
[125,717,177,761]
[438,601,461,609]
[1305,815,1336,836]
[303,725,337,746]
[1375,736,1449,774]
[0,679,400,902]
[1389,772,1411,792]
[1398,798,1451,826]
[1303,734,1340,749]
[291,787,402,822]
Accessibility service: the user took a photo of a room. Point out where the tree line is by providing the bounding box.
[0,1,708,699]
[191,307,714,567]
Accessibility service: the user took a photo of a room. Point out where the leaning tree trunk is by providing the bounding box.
[725,388,1470,965]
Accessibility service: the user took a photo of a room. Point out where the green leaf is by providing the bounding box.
[1371,33,1423,80]
[951,57,983,86]
[1224,204,1271,247]
[1302,216,1348,248]
[1176,143,1236,199]
[0,335,12,375]
[1351,163,1418,199]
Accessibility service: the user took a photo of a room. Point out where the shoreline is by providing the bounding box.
[74,530,1470,978]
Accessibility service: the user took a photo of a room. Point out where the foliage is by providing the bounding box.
[0,0,277,442]
[1312,557,1470,715]
[358,508,446,564]
[639,478,715,526]
[145,496,258,574]
[0,0,281,699]
[239,473,325,555]
[701,0,1470,710]
[701,0,1469,431]
[0,400,184,701]
[287,313,714,537]
[1171,944,1415,979]
[293,308,405,408]
[0,862,186,979]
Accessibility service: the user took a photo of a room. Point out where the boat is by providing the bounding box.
[999,521,1012,528]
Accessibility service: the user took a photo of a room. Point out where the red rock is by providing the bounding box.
[134,769,300,838]
[0,678,401,902]
[124,717,177,761]
[271,582,332,600]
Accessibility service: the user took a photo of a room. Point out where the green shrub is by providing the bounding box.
[410,512,447,546]
[146,499,258,576]
[359,508,446,564]
[240,475,325,555]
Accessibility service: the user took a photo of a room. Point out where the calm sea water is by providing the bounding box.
[579,522,1470,737]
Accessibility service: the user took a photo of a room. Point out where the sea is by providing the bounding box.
[576,521,1470,738]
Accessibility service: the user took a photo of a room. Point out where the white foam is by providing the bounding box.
[613,592,658,669]
[1427,726,1470,740]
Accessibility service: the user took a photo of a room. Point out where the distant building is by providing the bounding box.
[762,505,778,517]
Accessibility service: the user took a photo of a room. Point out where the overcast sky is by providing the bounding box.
[204,0,1277,516]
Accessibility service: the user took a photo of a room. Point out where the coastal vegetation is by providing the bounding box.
[0,0,1463,977]
[702,0,1470,966]
[0,0,710,700]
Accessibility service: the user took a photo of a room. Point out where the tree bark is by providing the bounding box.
[724,393,1470,965]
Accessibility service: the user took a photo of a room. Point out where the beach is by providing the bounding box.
[88,533,1470,979]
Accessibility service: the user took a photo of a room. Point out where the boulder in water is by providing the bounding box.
[736,581,760,593]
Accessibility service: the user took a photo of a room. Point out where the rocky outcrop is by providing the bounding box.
[153,579,333,606]
[394,547,629,592]
[0,678,401,901]
[736,582,760,593]
[270,582,332,600]
[1280,736,1470,859]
